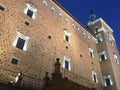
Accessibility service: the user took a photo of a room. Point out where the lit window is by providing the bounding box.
[92,71,98,83]
[113,54,119,64]
[72,24,75,29]
[66,18,69,23]
[99,51,107,61]
[89,48,94,58]
[42,0,48,6]
[77,28,81,32]
[103,75,113,86]
[13,32,30,51]
[83,33,86,37]
[63,56,71,70]
[58,13,63,18]
[64,30,71,43]
[96,33,103,43]
[24,3,37,19]
[51,7,55,12]
[11,58,18,65]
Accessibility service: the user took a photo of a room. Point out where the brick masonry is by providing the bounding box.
[0,0,120,90]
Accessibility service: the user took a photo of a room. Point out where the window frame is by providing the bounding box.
[63,56,71,70]
[42,0,48,6]
[94,26,99,34]
[103,75,113,86]
[11,58,19,65]
[13,32,30,51]
[24,3,37,19]
[51,7,55,12]
[92,71,98,83]
[64,30,71,43]
[99,51,107,61]
[109,37,114,46]
[113,54,119,64]
[89,48,94,58]
[96,33,103,43]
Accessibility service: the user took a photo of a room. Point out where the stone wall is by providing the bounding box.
[0,0,102,89]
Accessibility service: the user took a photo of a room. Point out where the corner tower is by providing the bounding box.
[87,18,120,90]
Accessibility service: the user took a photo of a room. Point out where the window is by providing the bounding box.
[11,58,18,65]
[27,9,33,17]
[66,19,69,23]
[24,3,37,19]
[89,48,94,58]
[72,24,75,29]
[51,7,55,12]
[83,33,86,37]
[42,0,48,6]
[107,31,110,36]
[65,35,69,42]
[94,26,99,34]
[96,33,103,43]
[113,54,119,64]
[13,32,30,51]
[64,30,71,43]
[103,75,113,86]
[109,37,114,46]
[99,51,107,61]
[48,35,52,39]
[0,5,5,11]
[77,28,81,32]
[58,13,63,18]
[92,71,98,83]
[88,36,91,40]
[63,56,71,70]
[25,21,30,26]
[16,38,25,50]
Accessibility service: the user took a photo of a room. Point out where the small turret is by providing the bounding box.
[88,10,96,25]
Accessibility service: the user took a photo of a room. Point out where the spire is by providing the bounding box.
[89,10,96,22]
[88,10,96,25]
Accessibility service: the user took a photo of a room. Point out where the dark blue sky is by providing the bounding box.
[57,0,120,54]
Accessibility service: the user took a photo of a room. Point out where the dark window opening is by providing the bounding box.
[65,35,69,42]
[105,78,111,86]
[90,52,93,57]
[65,60,69,70]
[25,21,30,26]
[101,55,105,61]
[80,54,82,58]
[48,35,51,39]
[11,58,18,65]
[92,61,94,64]
[93,75,97,82]
[0,6,5,11]
[16,38,25,50]
[97,37,101,42]
[94,28,99,34]
[27,9,33,18]
[65,46,68,49]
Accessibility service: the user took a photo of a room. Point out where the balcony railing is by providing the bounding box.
[60,68,97,89]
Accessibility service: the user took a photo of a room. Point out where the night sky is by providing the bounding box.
[57,0,120,54]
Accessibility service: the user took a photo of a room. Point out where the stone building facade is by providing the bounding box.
[0,0,120,90]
